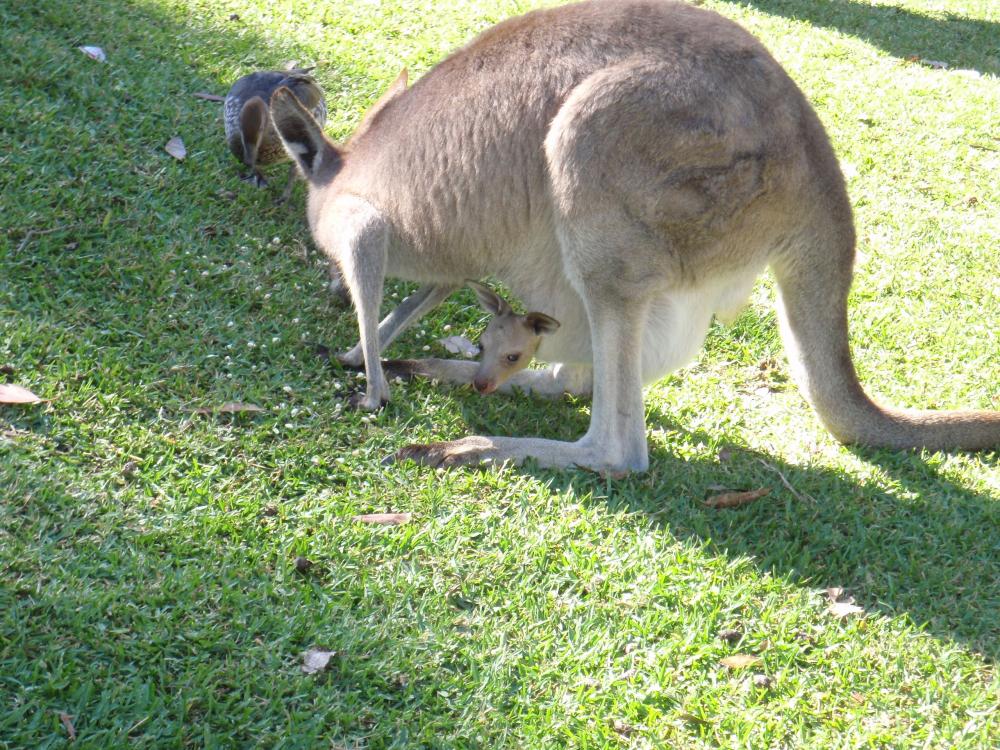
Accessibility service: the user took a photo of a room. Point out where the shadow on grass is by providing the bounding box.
[737,0,1000,74]
[499,401,999,663]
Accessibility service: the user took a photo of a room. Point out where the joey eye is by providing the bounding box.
[506,353,521,364]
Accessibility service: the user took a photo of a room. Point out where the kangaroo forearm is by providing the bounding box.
[340,283,457,366]
[376,284,457,351]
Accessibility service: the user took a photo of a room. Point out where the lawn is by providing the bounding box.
[1,0,998,747]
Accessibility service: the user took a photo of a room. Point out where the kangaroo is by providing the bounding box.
[381,281,577,397]
[269,0,1000,473]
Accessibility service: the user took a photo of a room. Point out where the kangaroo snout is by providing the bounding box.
[473,378,497,395]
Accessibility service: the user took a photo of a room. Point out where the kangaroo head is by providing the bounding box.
[467,281,560,395]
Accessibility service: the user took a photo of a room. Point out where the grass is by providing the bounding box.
[1,0,998,747]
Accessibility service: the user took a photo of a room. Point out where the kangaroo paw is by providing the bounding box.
[348,390,387,411]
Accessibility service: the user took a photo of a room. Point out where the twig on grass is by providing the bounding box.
[757,458,816,503]
[14,226,73,254]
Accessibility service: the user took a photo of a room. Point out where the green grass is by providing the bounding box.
[1,0,998,747]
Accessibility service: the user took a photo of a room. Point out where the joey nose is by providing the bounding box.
[473,379,496,395]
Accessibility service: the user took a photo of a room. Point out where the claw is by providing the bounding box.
[348,391,387,411]
[336,353,365,371]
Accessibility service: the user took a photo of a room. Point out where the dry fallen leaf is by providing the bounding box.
[703,487,770,509]
[59,712,76,740]
[352,512,412,526]
[438,335,480,358]
[610,718,638,737]
[828,601,865,619]
[164,136,187,160]
[825,587,865,618]
[0,384,41,404]
[193,402,265,415]
[301,649,335,675]
[192,92,225,102]
[78,45,106,62]
[719,654,761,669]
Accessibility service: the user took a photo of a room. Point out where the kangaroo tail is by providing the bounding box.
[772,221,999,452]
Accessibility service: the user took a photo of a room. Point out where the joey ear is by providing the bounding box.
[524,312,560,335]
[467,281,511,316]
[270,87,342,184]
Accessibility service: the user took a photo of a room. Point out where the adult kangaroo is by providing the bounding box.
[270,0,999,473]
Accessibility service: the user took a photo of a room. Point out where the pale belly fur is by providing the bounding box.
[534,269,761,384]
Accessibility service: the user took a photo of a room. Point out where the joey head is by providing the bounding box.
[467,281,559,395]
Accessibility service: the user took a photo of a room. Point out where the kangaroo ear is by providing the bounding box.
[387,67,408,95]
[467,281,511,316]
[270,87,342,184]
[524,311,560,335]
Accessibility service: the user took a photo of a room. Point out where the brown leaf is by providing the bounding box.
[192,92,225,102]
[610,718,637,737]
[164,136,187,160]
[59,712,76,740]
[719,654,761,669]
[193,402,265,415]
[828,601,865,619]
[352,512,412,526]
[0,384,41,404]
[301,648,335,675]
[703,487,770,509]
